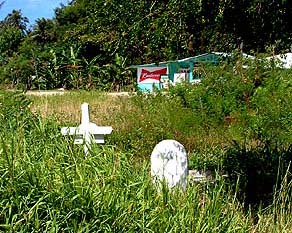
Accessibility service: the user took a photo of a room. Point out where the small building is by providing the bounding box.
[131,53,220,92]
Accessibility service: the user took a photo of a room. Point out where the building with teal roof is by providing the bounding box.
[131,53,220,92]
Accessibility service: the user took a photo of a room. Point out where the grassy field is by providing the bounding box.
[28,91,121,125]
[1,62,292,232]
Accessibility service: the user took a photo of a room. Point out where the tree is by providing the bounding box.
[33,18,57,44]
[0,10,29,57]
[2,9,29,33]
[1,0,292,90]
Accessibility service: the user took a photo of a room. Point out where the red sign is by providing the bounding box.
[139,68,167,82]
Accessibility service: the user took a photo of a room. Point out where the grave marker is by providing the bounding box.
[61,102,112,156]
[151,139,188,191]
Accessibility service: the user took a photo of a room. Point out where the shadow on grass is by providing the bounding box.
[222,142,292,209]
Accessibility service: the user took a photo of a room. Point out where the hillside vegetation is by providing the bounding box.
[0,0,292,90]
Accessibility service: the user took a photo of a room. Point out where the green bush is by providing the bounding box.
[108,92,204,158]
[165,59,292,207]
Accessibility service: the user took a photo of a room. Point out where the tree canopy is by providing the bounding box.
[0,0,291,90]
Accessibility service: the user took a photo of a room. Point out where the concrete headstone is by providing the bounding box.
[151,139,188,191]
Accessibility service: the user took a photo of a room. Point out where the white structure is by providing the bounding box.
[173,73,187,85]
[151,140,188,191]
[61,103,112,156]
[266,53,292,69]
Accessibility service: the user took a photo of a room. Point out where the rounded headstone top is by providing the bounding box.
[151,140,188,190]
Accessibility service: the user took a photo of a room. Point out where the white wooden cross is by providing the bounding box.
[61,102,113,156]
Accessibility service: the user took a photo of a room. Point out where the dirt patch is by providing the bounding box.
[26,90,133,97]
[26,90,67,96]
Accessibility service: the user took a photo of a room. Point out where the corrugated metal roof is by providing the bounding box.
[130,52,219,68]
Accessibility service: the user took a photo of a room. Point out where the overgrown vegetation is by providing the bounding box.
[1,58,290,231]
[0,0,292,231]
[1,0,292,90]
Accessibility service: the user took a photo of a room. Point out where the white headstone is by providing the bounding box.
[151,139,188,191]
[61,103,112,156]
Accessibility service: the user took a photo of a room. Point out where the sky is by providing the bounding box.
[0,0,69,26]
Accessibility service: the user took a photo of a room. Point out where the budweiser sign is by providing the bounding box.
[138,67,167,83]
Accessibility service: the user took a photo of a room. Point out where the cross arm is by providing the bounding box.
[61,127,78,135]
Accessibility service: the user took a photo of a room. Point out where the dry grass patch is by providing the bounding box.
[28,91,128,127]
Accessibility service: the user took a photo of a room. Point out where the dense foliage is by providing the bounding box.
[0,81,292,231]
[1,1,291,230]
[0,0,292,90]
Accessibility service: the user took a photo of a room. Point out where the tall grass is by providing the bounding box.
[0,95,249,231]
[1,60,292,232]
[0,110,281,232]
